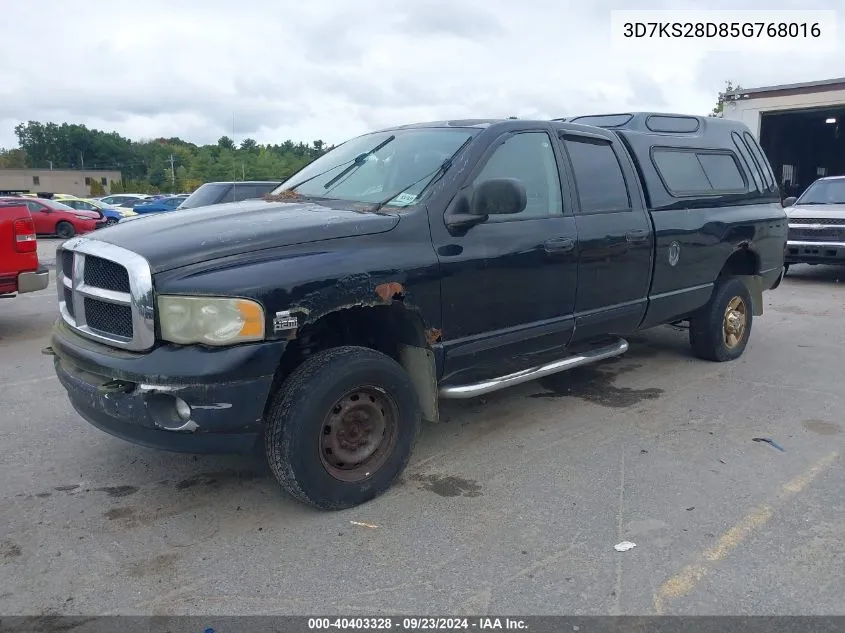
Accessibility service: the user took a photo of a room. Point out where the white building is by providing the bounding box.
[721,77,845,196]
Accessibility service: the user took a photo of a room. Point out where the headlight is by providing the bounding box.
[74,214,93,220]
[157,296,265,345]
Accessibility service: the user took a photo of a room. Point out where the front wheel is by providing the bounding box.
[265,346,421,510]
[689,277,753,362]
[55,221,76,239]
[105,217,118,226]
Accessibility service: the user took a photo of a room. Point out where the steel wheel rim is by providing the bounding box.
[723,296,747,349]
[319,386,399,483]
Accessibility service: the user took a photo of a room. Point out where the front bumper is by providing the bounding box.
[51,321,287,454]
[785,241,845,265]
[17,267,49,293]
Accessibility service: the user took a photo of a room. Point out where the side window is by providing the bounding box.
[652,148,746,196]
[564,136,630,213]
[219,186,237,203]
[236,184,272,201]
[473,132,562,218]
[26,201,46,212]
[744,131,776,189]
[731,132,762,191]
[696,153,746,191]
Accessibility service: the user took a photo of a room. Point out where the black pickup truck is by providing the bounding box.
[49,112,787,510]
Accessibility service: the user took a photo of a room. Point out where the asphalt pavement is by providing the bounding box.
[1,239,842,616]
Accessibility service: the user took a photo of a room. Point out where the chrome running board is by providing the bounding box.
[439,337,629,399]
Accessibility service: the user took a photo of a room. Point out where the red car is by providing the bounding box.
[0,201,49,296]
[0,196,102,238]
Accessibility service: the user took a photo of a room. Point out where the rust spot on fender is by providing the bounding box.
[375,282,405,302]
[426,328,442,344]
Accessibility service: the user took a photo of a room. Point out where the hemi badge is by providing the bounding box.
[273,310,299,332]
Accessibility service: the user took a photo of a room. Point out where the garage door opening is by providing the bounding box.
[760,107,845,198]
[760,107,845,196]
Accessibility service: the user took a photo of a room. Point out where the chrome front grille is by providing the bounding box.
[787,225,845,242]
[57,237,156,351]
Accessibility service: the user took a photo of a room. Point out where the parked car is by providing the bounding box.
[0,196,102,238]
[133,195,189,214]
[0,201,49,297]
[178,181,280,210]
[98,194,152,207]
[60,198,134,226]
[782,175,845,272]
[50,193,79,201]
[49,113,786,510]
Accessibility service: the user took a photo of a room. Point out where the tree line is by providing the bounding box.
[0,84,739,195]
[0,121,333,195]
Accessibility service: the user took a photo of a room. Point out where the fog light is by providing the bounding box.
[174,397,192,421]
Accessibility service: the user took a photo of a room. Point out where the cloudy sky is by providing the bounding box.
[1,0,843,148]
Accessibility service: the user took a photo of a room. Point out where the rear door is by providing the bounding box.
[558,130,654,341]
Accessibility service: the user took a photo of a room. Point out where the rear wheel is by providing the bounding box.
[265,346,421,510]
[689,277,753,362]
[55,221,75,239]
[105,217,118,226]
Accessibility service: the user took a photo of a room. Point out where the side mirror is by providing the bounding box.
[782,196,797,207]
[470,178,527,216]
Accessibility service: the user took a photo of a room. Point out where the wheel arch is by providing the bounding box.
[266,301,440,423]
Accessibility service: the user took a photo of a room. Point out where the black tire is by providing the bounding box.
[689,276,753,362]
[265,346,421,510]
[105,217,118,226]
[783,264,790,275]
[55,221,75,239]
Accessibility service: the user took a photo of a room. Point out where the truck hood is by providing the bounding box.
[89,199,400,273]
[786,203,845,220]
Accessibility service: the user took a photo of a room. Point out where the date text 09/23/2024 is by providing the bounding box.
[200,618,530,632]
[306,618,528,630]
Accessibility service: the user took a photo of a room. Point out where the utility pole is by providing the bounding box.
[169,154,176,183]
[242,163,245,180]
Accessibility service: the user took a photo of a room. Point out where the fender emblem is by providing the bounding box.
[273,310,298,332]
[668,241,681,267]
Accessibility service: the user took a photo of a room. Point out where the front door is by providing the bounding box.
[25,201,52,234]
[431,128,579,386]
[558,131,654,342]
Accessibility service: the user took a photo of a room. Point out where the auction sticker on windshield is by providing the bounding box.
[389,193,418,206]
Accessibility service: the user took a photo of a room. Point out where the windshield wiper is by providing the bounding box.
[280,135,395,194]
[323,135,396,192]
[371,136,473,211]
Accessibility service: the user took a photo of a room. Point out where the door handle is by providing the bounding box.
[543,237,576,254]
[626,229,649,243]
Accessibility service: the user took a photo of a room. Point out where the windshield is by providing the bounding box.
[180,183,232,209]
[796,179,845,205]
[274,128,478,207]
[49,201,77,212]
